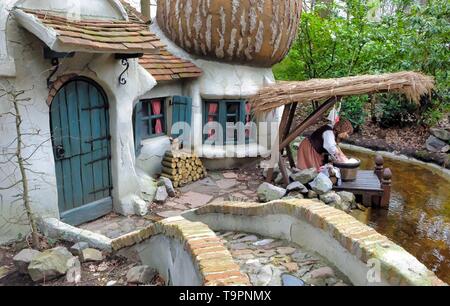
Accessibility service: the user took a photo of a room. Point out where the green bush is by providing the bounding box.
[340,96,368,131]
[375,94,419,128]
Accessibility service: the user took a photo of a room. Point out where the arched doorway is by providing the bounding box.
[50,77,112,225]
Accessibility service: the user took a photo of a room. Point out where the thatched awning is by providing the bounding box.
[249,71,435,114]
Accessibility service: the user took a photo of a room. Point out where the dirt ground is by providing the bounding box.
[0,239,165,286]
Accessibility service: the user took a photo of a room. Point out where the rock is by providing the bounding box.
[320,192,342,206]
[281,274,305,286]
[107,280,118,286]
[356,203,367,211]
[13,249,42,274]
[159,177,176,197]
[310,173,333,195]
[276,247,297,255]
[286,182,308,194]
[80,248,103,263]
[337,191,356,205]
[0,266,9,280]
[283,193,304,200]
[281,262,299,272]
[275,169,292,185]
[307,190,318,199]
[430,128,450,142]
[441,145,450,153]
[28,247,74,282]
[309,267,335,279]
[69,242,89,256]
[254,265,273,286]
[426,135,448,153]
[253,239,274,247]
[133,197,148,216]
[65,257,81,284]
[335,201,352,213]
[257,182,286,202]
[126,266,157,284]
[236,235,258,243]
[155,186,169,203]
[290,168,318,184]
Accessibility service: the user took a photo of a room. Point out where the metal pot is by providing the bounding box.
[333,159,361,182]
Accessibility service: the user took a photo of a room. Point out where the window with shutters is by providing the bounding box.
[137,98,166,139]
[203,100,255,145]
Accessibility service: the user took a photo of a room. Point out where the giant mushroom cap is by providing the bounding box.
[157,0,302,67]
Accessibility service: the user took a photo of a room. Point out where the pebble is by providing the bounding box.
[253,239,274,247]
[282,274,305,286]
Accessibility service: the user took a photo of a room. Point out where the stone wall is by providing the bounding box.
[111,216,250,286]
[184,199,446,286]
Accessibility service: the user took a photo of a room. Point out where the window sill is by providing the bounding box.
[199,143,270,159]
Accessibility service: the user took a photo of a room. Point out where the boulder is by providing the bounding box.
[155,186,169,203]
[28,247,74,282]
[282,274,305,286]
[286,182,309,194]
[307,190,318,199]
[159,177,176,197]
[290,168,318,185]
[65,257,81,284]
[257,183,286,202]
[335,201,352,213]
[310,173,333,195]
[283,192,304,200]
[337,191,355,203]
[13,249,42,274]
[80,248,103,263]
[319,192,342,206]
[430,128,450,142]
[126,266,157,284]
[69,242,89,256]
[426,135,448,153]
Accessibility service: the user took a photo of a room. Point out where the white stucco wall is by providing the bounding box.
[0,0,16,77]
[133,234,203,286]
[0,7,156,244]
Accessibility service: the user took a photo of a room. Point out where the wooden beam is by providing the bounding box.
[279,97,340,150]
[283,102,298,168]
[279,155,290,187]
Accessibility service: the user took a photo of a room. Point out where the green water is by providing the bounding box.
[345,150,450,284]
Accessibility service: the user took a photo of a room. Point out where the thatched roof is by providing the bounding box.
[249,71,435,114]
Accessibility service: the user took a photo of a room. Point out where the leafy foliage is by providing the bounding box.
[274,0,449,127]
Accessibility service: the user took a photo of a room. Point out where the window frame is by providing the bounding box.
[203,100,255,145]
[139,98,167,140]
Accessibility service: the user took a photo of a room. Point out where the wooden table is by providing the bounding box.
[333,170,384,207]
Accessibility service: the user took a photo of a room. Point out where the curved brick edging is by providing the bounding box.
[111,216,250,286]
[46,74,78,106]
[187,199,446,286]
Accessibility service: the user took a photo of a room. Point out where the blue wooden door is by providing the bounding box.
[50,78,112,226]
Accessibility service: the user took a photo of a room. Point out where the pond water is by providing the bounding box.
[344,150,450,284]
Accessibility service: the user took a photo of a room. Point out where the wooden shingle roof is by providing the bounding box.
[17,8,163,53]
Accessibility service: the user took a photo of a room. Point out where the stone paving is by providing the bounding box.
[79,169,262,237]
[79,214,154,239]
[152,169,261,218]
[217,231,351,286]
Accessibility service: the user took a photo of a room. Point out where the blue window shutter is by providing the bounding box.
[134,102,143,156]
[172,96,192,139]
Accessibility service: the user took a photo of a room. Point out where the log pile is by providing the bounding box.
[161,151,207,188]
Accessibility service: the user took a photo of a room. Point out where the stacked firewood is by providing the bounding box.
[161,151,207,188]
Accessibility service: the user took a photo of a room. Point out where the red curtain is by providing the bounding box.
[151,99,163,134]
[208,103,219,138]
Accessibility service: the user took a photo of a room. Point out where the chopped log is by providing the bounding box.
[162,167,178,176]
[162,161,177,169]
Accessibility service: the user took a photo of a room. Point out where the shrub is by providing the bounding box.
[340,96,368,131]
[375,94,419,128]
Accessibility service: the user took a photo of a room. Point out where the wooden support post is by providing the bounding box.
[280,97,340,150]
[374,155,384,180]
[381,168,392,209]
[283,102,298,168]
[279,155,290,187]
[266,104,291,183]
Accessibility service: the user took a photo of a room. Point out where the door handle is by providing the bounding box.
[55,145,65,159]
